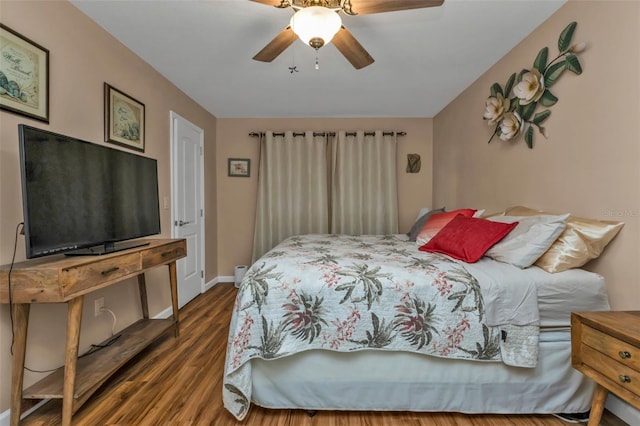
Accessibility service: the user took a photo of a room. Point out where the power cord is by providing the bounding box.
[22,334,122,373]
[78,334,121,359]
[102,307,118,336]
[8,222,24,356]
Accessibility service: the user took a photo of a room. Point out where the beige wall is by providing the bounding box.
[0,1,217,413]
[433,0,640,310]
[216,117,433,275]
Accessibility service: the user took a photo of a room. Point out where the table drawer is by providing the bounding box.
[141,241,186,269]
[61,254,141,296]
[582,324,640,371]
[582,344,640,397]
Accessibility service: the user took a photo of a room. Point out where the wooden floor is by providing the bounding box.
[22,283,626,425]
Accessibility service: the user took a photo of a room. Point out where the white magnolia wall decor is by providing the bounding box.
[483,22,584,148]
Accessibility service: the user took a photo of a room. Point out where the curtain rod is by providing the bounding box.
[248,131,406,138]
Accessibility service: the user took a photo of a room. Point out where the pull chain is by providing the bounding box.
[315,48,319,70]
[288,44,298,74]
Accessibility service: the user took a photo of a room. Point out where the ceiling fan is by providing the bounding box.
[250,0,444,69]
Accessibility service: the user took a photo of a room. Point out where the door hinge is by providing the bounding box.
[200,209,203,217]
[201,270,204,278]
[200,146,203,155]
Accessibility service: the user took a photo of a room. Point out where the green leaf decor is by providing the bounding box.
[558,21,577,52]
[504,73,516,98]
[490,83,503,97]
[482,22,585,148]
[539,90,558,107]
[524,126,534,149]
[532,110,551,125]
[565,54,583,74]
[544,61,566,87]
[533,47,548,72]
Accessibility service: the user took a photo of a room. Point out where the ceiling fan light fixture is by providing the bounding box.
[290,6,342,49]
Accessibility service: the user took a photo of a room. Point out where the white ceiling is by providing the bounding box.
[71,0,566,118]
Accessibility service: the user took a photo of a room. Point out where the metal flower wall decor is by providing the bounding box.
[483,22,585,148]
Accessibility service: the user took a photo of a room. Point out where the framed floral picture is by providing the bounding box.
[228,158,250,177]
[104,83,145,152]
[0,24,49,123]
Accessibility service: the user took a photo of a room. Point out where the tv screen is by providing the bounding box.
[18,124,161,258]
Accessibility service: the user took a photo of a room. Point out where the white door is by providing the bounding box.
[170,112,204,308]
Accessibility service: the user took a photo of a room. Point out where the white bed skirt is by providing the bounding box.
[251,330,594,414]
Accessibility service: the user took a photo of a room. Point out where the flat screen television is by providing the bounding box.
[18,124,161,258]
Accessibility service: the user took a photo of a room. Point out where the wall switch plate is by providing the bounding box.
[94,297,104,316]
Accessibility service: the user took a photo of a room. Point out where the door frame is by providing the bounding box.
[170,111,205,300]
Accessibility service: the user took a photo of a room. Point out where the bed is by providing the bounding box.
[223,233,610,420]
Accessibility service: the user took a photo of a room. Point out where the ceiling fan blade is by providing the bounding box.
[248,0,288,7]
[332,26,374,70]
[348,0,444,15]
[252,26,298,62]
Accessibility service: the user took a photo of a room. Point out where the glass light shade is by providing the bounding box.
[290,6,342,48]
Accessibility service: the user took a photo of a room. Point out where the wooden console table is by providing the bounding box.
[0,238,186,426]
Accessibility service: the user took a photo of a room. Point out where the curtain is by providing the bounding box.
[330,130,398,235]
[251,131,329,262]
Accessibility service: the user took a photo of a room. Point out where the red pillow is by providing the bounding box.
[415,209,476,246]
[419,215,518,263]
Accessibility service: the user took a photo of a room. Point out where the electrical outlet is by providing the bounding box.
[94,297,104,316]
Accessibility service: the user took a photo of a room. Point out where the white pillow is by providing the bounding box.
[486,214,570,268]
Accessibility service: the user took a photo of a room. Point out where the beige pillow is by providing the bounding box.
[504,206,624,273]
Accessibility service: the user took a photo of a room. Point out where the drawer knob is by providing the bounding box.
[618,351,631,359]
[619,375,632,383]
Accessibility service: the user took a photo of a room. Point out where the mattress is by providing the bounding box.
[251,329,595,414]
[463,256,610,327]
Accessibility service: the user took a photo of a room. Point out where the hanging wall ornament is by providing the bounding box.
[406,154,421,173]
[483,22,585,149]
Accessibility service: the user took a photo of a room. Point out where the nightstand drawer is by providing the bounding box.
[582,324,640,371]
[582,344,640,396]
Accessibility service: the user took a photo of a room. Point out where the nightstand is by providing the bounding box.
[571,311,640,426]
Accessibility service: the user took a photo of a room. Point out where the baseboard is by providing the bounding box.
[204,275,233,291]
[152,276,231,319]
[0,399,49,426]
[152,305,174,319]
[0,407,9,426]
[606,393,640,425]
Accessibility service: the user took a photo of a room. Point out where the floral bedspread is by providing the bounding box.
[223,234,539,420]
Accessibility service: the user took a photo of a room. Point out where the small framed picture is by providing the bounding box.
[228,158,250,177]
[0,24,49,123]
[104,83,145,152]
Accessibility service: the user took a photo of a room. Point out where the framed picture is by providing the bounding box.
[0,24,49,123]
[228,158,250,177]
[104,83,145,152]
